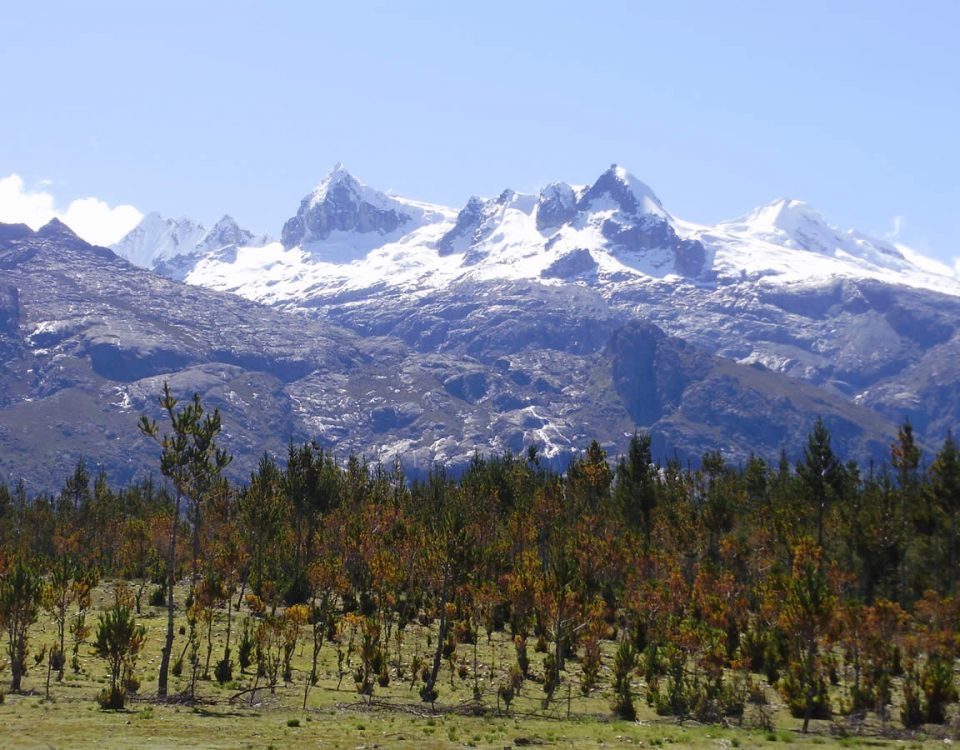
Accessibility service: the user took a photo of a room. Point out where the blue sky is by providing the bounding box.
[1,1,958,262]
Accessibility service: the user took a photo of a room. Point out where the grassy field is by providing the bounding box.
[0,581,953,749]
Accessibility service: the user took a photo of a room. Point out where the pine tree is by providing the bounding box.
[139,382,232,699]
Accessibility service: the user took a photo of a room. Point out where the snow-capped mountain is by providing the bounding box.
[112,212,267,279]
[173,164,959,309]
[19,161,951,484]
[167,163,960,451]
[280,163,454,262]
[683,199,960,295]
[111,212,207,268]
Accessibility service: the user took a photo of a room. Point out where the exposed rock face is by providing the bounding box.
[281,166,412,248]
[609,321,690,425]
[536,182,578,230]
[0,285,19,330]
[601,214,706,276]
[436,165,707,277]
[577,164,666,217]
[439,190,525,263]
[438,196,485,256]
[198,215,255,252]
[541,248,598,279]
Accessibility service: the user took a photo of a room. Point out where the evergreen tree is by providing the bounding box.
[139,382,232,699]
[0,558,44,692]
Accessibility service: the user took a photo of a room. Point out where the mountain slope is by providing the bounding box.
[81,162,960,463]
[0,220,904,491]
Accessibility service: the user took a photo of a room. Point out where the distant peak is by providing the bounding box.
[0,222,36,242]
[37,217,81,241]
[308,163,365,206]
[211,214,239,228]
[323,162,358,185]
[735,198,831,234]
[579,164,667,218]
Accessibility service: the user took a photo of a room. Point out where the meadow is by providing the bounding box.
[0,580,953,750]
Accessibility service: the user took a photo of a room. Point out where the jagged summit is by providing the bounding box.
[111,212,265,278]
[198,214,256,252]
[578,164,667,219]
[110,162,959,303]
[112,212,206,268]
[536,182,578,230]
[306,162,364,206]
[281,164,431,250]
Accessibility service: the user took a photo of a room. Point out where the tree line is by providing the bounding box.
[0,386,959,730]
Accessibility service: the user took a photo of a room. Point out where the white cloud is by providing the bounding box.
[0,174,57,227]
[885,214,904,241]
[0,173,142,246]
[61,197,143,246]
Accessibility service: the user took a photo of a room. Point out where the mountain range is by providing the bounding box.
[2,163,958,491]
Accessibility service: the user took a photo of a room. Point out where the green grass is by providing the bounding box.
[0,581,942,749]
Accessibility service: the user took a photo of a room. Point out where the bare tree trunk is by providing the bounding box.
[158,493,181,698]
[802,638,816,733]
[423,571,450,702]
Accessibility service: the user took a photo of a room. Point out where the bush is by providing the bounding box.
[50,647,65,674]
[779,669,831,721]
[498,666,522,714]
[215,654,233,685]
[124,673,141,694]
[901,671,923,729]
[238,621,254,672]
[611,641,637,720]
[514,637,529,677]
[921,656,958,724]
[542,653,559,706]
[148,586,165,607]
[97,686,126,710]
[93,591,145,710]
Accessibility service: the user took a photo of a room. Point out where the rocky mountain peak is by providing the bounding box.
[37,217,82,242]
[198,214,255,252]
[578,164,667,219]
[307,162,362,207]
[536,182,578,230]
[281,165,414,249]
[438,196,487,256]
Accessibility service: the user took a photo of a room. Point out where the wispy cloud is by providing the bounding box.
[885,214,904,241]
[0,174,141,246]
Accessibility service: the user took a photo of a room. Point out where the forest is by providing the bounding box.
[1,384,959,740]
